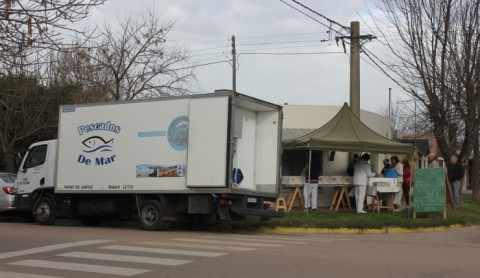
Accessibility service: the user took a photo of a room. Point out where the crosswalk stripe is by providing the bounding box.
[9,259,149,276]
[0,239,112,260]
[0,271,60,278]
[172,238,286,247]
[101,245,227,257]
[200,236,307,244]
[58,251,192,266]
[138,241,257,251]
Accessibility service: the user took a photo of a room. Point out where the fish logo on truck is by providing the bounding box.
[82,136,114,153]
[76,121,121,166]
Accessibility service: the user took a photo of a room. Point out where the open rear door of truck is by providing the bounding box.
[186,96,230,187]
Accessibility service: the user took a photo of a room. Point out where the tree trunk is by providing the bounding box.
[2,150,16,173]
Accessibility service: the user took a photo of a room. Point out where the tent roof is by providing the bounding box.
[282,102,415,154]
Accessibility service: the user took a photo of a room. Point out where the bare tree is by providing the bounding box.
[0,75,72,172]
[0,0,105,71]
[367,0,480,201]
[54,9,196,101]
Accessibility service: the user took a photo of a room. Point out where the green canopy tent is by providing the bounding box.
[283,103,415,212]
[283,103,415,154]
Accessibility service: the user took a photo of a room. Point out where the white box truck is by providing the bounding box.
[14,91,283,230]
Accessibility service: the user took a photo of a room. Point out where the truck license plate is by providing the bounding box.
[247,197,257,203]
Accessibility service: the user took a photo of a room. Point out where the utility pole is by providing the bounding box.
[336,22,376,118]
[350,21,360,118]
[231,35,236,94]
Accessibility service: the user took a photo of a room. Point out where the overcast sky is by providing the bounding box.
[85,0,407,113]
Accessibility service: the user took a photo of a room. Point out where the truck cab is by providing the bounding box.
[15,140,57,211]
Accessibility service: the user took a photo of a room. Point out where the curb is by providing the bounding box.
[257,224,465,234]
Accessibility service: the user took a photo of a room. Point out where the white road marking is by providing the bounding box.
[58,251,192,266]
[200,236,307,244]
[9,259,149,277]
[172,238,286,247]
[138,241,257,251]
[0,240,112,260]
[101,245,227,257]
[0,271,60,278]
[218,234,353,242]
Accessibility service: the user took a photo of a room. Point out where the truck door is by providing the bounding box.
[16,144,48,194]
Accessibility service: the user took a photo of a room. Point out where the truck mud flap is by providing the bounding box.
[230,207,284,218]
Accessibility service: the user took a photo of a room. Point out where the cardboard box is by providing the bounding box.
[330,176,343,184]
[343,176,353,185]
[318,176,331,184]
[281,176,303,185]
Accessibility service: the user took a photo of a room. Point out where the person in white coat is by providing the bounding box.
[303,155,321,211]
[353,153,377,213]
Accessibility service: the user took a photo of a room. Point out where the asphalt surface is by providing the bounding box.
[0,220,478,277]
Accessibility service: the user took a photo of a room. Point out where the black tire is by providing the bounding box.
[139,200,171,231]
[33,196,56,225]
[79,216,102,227]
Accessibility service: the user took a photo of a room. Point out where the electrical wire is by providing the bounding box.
[238,51,344,55]
[291,0,351,32]
[280,0,341,34]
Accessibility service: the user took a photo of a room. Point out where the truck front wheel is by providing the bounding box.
[33,197,56,225]
[139,200,171,231]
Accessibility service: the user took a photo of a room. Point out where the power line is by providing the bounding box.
[280,0,339,34]
[170,60,229,71]
[238,39,325,46]
[237,43,332,52]
[238,51,345,55]
[291,0,351,32]
[237,31,327,40]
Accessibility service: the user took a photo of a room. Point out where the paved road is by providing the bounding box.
[0,221,478,277]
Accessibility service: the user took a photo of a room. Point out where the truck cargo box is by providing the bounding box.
[55,92,282,198]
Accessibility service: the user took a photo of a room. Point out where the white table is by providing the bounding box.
[367,178,401,213]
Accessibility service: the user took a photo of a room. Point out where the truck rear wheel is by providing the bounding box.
[139,200,171,231]
[33,196,56,225]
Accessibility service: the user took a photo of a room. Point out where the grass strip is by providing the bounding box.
[210,198,480,233]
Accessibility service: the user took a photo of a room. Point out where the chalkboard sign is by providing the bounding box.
[413,168,446,213]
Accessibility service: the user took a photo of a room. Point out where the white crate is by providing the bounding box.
[330,176,343,184]
[318,176,331,184]
[343,176,353,185]
[281,176,303,185]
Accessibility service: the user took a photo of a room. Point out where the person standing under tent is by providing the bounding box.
[447,154,464,208]
[346,153,359,176]
[353,153,377,214]
[303,154,321,211]
[428,153,439,168]
[402,159,413,210]
[391,156,404,212]
[381,158,391,176]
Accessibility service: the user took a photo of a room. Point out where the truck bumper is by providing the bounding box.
[230,207,284,218]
